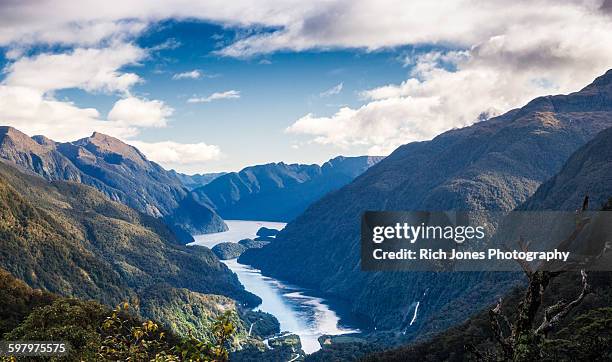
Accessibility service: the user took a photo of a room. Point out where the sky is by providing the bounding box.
[1,1,612,173]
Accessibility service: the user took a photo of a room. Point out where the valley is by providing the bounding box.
[241,69,612,340]
[1,4,611,360]
[192,220,361,354]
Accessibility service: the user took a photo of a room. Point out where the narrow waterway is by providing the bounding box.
[191,220,359,354]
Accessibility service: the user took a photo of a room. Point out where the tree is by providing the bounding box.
[98,303,237,362]
[477,197,595,361]
[173,311,236,362]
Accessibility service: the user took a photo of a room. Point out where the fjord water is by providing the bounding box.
[191,220,359,354]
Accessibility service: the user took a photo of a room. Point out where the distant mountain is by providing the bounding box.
[359,127,612,362]
[241,70,612,335]
[170,170,227,190]
[193,156,383,221]
[0,160,258,325]
[0,128,226,236]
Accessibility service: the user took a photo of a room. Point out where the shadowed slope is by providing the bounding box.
[241,70,612,336]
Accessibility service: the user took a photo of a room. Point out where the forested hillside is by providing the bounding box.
[0,160,258,334]
[194,156,382,222]
[242,70,612,338]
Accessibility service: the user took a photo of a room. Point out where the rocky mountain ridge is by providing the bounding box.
[0,128,226,236]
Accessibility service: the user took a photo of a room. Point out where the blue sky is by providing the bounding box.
[0,19,414,172]
[1,1,611,173]
[59,21,413,171]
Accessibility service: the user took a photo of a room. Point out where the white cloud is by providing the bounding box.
[0,85,219,173]
[287,96,448,155]
[172,70,202,80]
[1,1,610,58]
[150,38,181,51]
[187,90,241,103]
[108,97,173,128]
[0,1,311,48]
[0,3,237,172]
[0,39,170,141]
[320,82,343,97]
[0,85,137,141]
[1,0,612,161]
[3,43,145,94]
[214,1,612,57]
[129,140,222,172]
[0,85,177,141]
[0,18,147,48]
[286,2,612,155]
[288,38,612,155]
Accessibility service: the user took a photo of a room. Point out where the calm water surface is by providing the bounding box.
[191,220,359,354]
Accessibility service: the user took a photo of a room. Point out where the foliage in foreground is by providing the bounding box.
[99,303,237,361]
[2,297,237,362]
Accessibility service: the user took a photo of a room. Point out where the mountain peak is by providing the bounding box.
[325,154,384,167]
[0,126,49,153]
[90,131,112,140]
[76,132,148,166]
[89,131,121,144]
[0,126,23,138]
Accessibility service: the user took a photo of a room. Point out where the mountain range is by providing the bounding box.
[0,68,610,359]
[169,170,227,190]
[0,128,226,237]
[241,69,612,338]
[356,124,612,362]
[193,156,383,222]
[0,159,258,331]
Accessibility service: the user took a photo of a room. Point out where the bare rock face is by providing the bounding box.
[0,126,82,181]
[0,127,227,237]
[241,69,612,335]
